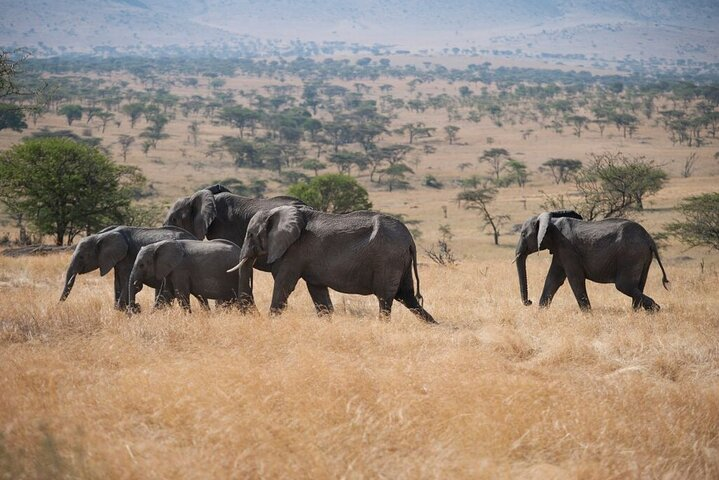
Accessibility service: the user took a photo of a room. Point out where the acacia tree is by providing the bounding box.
[0,103,27,132]
[395,122,435,144]
[121,102,145,128]
[380,163,414,192]
[0,138,145,245]
[58,104,82,125]
[541,158,583,184]
[666,193,719,250]
[444,125,460,144]
[504,159,529,187]
[456,187,509,245]
[478,147,511,181]
[117,135,135,161]
[566,115,590,137]
[218,106,259,138]
[574,152,667,219]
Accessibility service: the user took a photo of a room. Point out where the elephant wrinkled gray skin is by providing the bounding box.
[60,225,200,310]
[514,210,670,311]
[163,184,330,310]
[229,205,436,323]
[129,239,245,313]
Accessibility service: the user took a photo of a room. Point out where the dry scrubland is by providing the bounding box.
[1,253,718,478]
[2,60,719,477]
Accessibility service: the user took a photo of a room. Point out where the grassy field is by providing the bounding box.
[1,60,719,477]
[1,252,718,478]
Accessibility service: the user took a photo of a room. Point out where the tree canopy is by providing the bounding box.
[666,193,719,251]
[0,138,146,245]
[574,152,667,219]
[287,174,371,213]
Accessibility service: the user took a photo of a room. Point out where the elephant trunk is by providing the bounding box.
[59,261,78,302]
[128,269,143,312]
[516,253,532,306]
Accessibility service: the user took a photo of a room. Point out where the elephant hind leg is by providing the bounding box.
[377,296,394,318]
[394,270,437,324]
[615,278,660,312]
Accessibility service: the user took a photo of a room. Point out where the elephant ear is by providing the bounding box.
[191,189,217,239]
[550,210,583,220]
[97,231,128,276]
[536,212,552,250]
[266,206,305,264]
[154,241,184,279]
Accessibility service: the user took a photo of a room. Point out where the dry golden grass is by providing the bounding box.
[1,251,718,478]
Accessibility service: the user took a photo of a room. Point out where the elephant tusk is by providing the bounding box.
[227,257,248,273]
[511,254,520,264]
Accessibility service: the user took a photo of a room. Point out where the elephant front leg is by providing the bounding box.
[269,272,300,316]
[114,265,131,310]
[539,258,567,307]
[153,280,174,309]
[238,262,256,314]
[176,293,192,312]
[307,284,334,316]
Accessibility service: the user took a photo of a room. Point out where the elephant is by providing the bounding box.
[60,225,201,310]
[163,184,332,311]
[129,239,244,313]
[228,205,436,323]
[514,210,670,311]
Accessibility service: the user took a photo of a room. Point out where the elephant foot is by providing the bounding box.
[126,303,142,315]
[522,299,533,306]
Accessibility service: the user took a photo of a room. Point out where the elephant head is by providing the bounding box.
[164,188,217,239]
[60,229,128,302]
[229,206,305,273]
[514,210,583,306]
[128,241,184,307]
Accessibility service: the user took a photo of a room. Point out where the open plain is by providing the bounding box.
[1,54,719,478]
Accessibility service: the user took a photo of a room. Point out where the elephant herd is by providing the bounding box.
[59,185,670,322]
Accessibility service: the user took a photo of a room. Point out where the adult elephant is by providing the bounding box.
[163,185,333,313]
[514,210,669,311]
[59,225,200,310]
[228,205,436,323]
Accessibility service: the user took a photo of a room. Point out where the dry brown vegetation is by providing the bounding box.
[2,58,719,478]
[1,252,718,478]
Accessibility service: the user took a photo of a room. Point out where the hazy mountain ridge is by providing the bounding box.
[1,0,717,61]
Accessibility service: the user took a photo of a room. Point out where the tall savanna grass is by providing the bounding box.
[1,252,718,478]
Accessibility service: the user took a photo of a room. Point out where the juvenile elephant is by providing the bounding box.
[129,239,245,313]
[60,225,199,310]
[515,210,670,311]
[228,205,436,323]
[163,185,330,310]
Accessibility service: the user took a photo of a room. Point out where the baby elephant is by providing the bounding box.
[129,239,245,312]
[229,206,436,323]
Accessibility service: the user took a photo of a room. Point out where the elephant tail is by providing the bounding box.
[652,243,670,290]
[410,243,424,307]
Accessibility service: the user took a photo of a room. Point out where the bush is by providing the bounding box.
[287,174,371,213]
[666,193,719,250]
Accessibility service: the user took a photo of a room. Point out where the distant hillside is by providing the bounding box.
[1,0,717,62]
